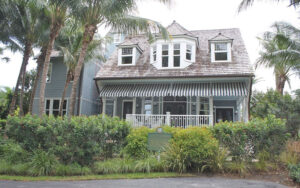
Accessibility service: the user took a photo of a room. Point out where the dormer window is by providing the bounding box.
[186,44,192,61]
[162,44,169,67]
[173,44,180,67]
[121,47,133,64]
[211,42,231,62]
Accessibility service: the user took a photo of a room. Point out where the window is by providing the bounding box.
[121,48,133,64]
[46,63,52,83]
[45,99,67,117]
[173,44,180,67]
[113,34,121,44]
[186,44,192,61]
[153,46,157,62]
[162,45,169,67]
[199,97,209,115]
[144,97,152,114]
[213,43,229,61]
[105,99,114,117]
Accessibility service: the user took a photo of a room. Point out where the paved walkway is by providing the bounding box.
[0,177,288,188]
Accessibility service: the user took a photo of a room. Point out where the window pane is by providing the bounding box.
[122,48,132,55]
[215,52,228,61]
[162,45,168,51]
[145,104,151,110]
[53,100,60,110]
[162,50,168,55]
[162,57,168,67]
[122,56,133,64]
[46,100,50,110]
[186,53,191,60]
[174,56,180,67]
[215,43,227,51]
[63,100,67,110]
[53,110,59,117]
[174,44,180,50]
[187,44,192,50]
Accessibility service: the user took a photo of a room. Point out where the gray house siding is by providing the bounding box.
[79,61,101,115]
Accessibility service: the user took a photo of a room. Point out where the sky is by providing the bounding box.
[0,0,300,93]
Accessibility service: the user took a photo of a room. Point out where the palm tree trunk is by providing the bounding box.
[39,24,63,118]
[9,42,32,115]
[68,24,97,117]
[28,46,47,115]
[19,42,32,116]
[275,74,286,95]
[59,71,71,116]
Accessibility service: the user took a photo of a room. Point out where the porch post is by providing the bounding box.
[113,97,117,117]
[166,112,171,126]
[244,97,249,122]
[133,97,136,114]
[209,96,213,126]
[102,97,106,117]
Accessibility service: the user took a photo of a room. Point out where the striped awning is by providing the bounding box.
[99,82,248,97]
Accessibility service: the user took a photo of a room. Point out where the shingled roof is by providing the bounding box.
[95,22,254,80]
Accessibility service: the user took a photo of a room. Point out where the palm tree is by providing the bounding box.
[38,0,69,117]
[0,0,45,116]
[68,0,171,117]
[239,0,300,11]
[56,21,106,116]
[256,22,300,94]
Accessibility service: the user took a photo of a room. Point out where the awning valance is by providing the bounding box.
[99,82,248,97]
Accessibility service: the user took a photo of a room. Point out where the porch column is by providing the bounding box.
[113,97,117,117]
[133,97,136,114]
[244,97,249,122]
[209,96,213,126]
[102,97,106,117]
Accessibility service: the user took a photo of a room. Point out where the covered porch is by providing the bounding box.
[99,82,249,128]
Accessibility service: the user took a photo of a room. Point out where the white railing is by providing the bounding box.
[126,113,213,128]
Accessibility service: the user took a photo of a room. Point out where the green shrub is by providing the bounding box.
[93,158,135,174]
[123,127,154,159]
[288,163,300,183]
[0,139,29,163]
[55,163,91,176]
[163,127,218,173]
[5,115,131,165]
[30,150,58,176]
[226,161,249,176]
[0,119,6,131]
[212,115,288,160]
[135,156,164,173]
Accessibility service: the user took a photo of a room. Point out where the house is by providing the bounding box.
[95,21,254,127]
[32,53,101,116]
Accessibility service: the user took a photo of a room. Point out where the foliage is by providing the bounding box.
[30,150,58,176]
[251,90,300,137]
[93,158,135,174]
[288,163,300,183]
[0,138,29,163]
[254,150,275,172]
[163,127,219,173]
[226,161,249,176]
[123,127,154,159]
[0,87,12,119]
[55,163,91,176]
[134,156,164,173]
[5,115,131,165]
[212,115,288,160]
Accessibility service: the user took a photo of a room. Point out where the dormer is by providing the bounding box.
[150,21,198,69]
[209,33,233,63]
[117,44,142,66]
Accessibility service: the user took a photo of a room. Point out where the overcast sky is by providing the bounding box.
[0,0,299,93]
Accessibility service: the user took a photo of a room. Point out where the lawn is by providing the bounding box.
[0,172,194,181]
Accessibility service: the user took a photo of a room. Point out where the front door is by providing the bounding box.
[123,101,133,119]
[215,108,233,123]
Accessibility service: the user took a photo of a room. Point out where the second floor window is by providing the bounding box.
[162,44,169,67]
[214,43,228,61]
[46,63,52,83]
[121,48,133,64]
[186,44,192,61]
[173,44,180,67]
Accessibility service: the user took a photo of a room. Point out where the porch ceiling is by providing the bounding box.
[99,82,247,97]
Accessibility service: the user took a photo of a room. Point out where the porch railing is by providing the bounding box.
[126,113,213,128]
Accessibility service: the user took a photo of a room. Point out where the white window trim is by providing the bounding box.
[211,42,232,63]
[152,46,157,62]
[118,47,137,66]
[46,63,52,83]
[173,43,181,67]
[161,44,169,68]
[45,98,68,116]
